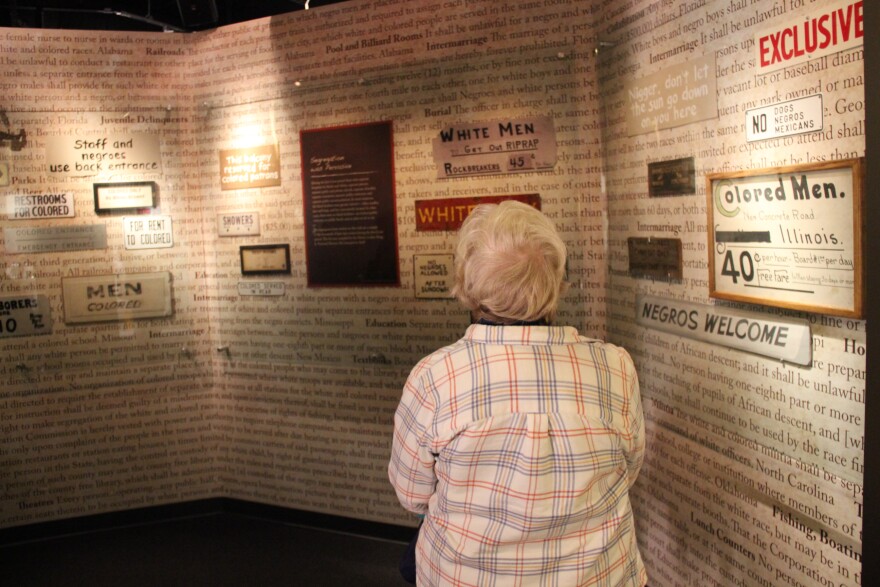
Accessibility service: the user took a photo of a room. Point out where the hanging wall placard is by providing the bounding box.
[219,144,281,190]
[707,159,864,318]
[432,117,557,178]
[300,121,399,287]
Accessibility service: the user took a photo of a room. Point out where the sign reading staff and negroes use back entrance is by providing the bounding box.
[707,159,864,319]
[62,272,173,324]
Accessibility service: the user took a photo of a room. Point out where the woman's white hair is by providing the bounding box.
[451,200,567,324]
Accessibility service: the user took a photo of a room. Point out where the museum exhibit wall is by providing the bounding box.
[0,0,867,585]
[598,0,866,586]
[0,0,606,529]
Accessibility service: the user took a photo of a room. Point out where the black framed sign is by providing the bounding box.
[239,244,291,275]
[94,181,156,213]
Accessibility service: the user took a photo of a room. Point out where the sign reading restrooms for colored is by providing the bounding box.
[415,194,541,232]
[754,0,863,72]
[431,117,557,178]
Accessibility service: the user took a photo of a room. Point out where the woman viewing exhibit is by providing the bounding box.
[389,201,647,586]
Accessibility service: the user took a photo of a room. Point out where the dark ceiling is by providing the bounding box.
[0,0,347,32]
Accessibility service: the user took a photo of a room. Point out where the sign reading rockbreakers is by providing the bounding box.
[636,294,812,366]
[62,272,173,324]
[432,117,557,178]
[5,192,74,219]
[0,295,52,338]
[123,215,173,249]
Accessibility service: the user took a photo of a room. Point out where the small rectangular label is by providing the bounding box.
[62,272,173,324]
[746,95,824,142]
[238,282,286,296]
[123,215,173,249]
[648,157,696,197]
[0,295,52,338]
[5,192,75,219]
[4,225,107,254]
[217,211,260,236]
[414,254,454,299]
[628,238,682,281]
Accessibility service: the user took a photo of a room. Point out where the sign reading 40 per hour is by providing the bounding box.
[707,159,864,318]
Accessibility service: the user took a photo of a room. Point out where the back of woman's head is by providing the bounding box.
[452,200,567,324]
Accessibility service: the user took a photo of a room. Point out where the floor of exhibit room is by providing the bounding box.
[0,512,414,587]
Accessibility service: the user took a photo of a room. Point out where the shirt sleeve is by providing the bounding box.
[618,346,645,488]
[388,363,438,514]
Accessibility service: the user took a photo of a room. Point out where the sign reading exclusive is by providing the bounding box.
[755,0,863,72]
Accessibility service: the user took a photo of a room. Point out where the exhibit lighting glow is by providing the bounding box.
[233,124,265,148]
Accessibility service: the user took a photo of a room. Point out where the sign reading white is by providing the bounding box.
[414,254,454,299]
[4,225,107,254]
[625,53,717,136]
[432,117,556,178]
[218,211,260,236]
[46,133,162,177]
[0,295,52,338]
[755,0,864,72]
[62,272,173,324]
[5,192,74,219]
[636,294,812,366]
[123,215,173,249]
[746,95,823,142]
[238,282,285,296]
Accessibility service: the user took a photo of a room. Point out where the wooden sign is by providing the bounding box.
[707,159,864,318]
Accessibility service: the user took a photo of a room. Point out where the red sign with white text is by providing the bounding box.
[755,0,863,71]
[415,194,541,232]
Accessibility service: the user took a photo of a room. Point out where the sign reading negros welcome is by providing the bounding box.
[636,294,812,366]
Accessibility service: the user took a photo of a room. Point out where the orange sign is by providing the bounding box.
[415,194,541,231]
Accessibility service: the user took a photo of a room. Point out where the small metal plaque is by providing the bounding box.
[62,272,173,324]
[123,215,173,249]
[628,237,682,281]
[238,281,286,296]
[218,211,260,236]
[5,192,75,219]
[4,225,107,254]
[0,295,52,338]
[648,157,696,197]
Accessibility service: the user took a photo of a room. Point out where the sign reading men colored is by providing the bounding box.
[62,272,173,324]
[432,117,557,178]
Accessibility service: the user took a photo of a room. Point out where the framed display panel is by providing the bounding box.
[240,244,291,275]
[707,159,864,318]
[94,181,156,213]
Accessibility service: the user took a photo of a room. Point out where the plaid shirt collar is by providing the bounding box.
[463,323,582,345]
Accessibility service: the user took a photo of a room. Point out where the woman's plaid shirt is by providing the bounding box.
[389,324,647,586]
